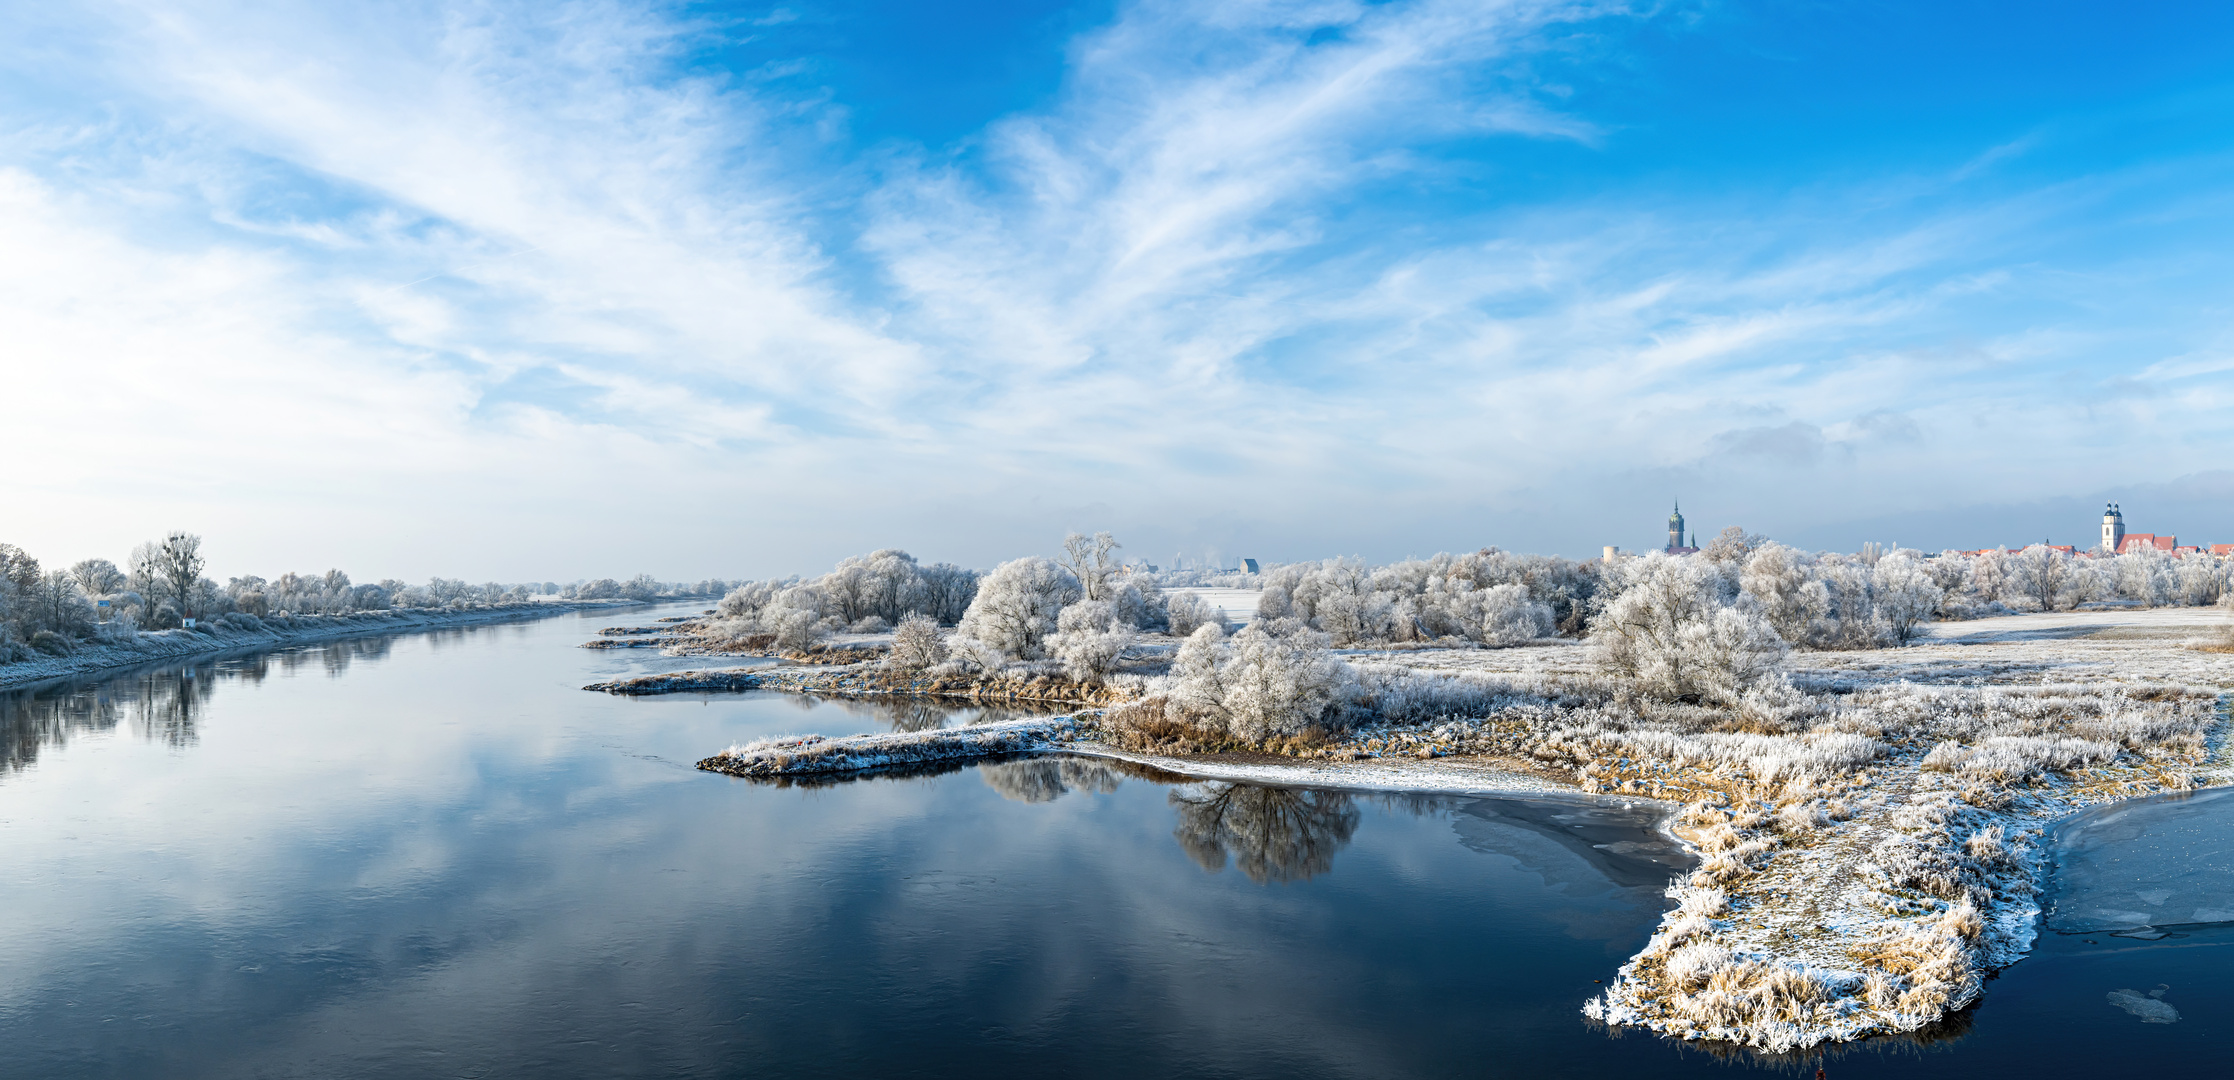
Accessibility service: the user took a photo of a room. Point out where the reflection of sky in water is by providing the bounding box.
[2046,787,2234,933]
[2,608,2232,1076]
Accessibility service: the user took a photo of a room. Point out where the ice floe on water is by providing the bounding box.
[2105,985,2179,1023]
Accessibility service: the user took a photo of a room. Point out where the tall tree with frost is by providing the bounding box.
[1870,551,1943,646]
[151,533,207,620]
[1740,543,1831,646]
[68,559,125,598]
[1059,532,1123,602]
[2009,544,2077,612]
[956,557,1080,661]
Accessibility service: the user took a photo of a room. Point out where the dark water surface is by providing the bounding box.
[0,605,2228,1077]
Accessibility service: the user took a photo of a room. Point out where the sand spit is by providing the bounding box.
[0,601,644,690]
[665,609,2234,1054]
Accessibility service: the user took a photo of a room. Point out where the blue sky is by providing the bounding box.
[6,0,2234,580]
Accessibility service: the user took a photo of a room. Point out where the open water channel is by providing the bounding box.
[0,604,2227,1077]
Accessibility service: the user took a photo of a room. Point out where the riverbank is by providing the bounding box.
[0,600,647,690]
[671,607,2234,1054]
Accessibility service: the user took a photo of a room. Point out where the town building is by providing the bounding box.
[1665,503,1699,555]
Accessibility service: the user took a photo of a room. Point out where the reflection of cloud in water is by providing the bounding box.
[977,759,1128,803]
[1170,784,1361,885]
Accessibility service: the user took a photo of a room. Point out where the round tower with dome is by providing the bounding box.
[2102,502,2125,553]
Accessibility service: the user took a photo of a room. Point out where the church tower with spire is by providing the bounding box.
[2102,502,2125,553]
[1668,502,1688,553]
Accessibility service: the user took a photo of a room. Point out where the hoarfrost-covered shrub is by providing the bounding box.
[1591,554,1788,704]
[956,557,1081,662]
[1217,620,1349,741]
[29,629,71,656]
[848,616,890,634]
[885,614,947,673]
[1051,600,1135,683]
[1151,620,1351,744]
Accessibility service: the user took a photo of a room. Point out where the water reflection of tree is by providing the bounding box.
[0,662,220,774]
[128,667,213,748]
[978,758,1128,802]
[0,685,122,776]
[1170,784,1360,884]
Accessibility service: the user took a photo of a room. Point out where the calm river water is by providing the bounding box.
[0,604,2227,1077]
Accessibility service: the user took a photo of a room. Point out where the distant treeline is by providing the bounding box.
[0,532,734,662]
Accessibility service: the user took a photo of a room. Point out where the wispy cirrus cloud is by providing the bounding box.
[4,0,2234,573]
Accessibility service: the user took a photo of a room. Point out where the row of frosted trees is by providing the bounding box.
[0,532,725,662]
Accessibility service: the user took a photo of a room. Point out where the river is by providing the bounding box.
[0,603,2223,1076]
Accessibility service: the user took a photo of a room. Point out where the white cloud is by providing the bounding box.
[3,0,2233,574]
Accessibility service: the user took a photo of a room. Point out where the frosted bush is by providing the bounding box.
[885,614,947,673]
[1592,554,1788,704]
[1741,543,1830,644]
[774,609,823,651]
[1156,620,1350,743]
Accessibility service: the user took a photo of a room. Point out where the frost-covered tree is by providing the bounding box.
[956,557,1081,661]
[1059,532,1124,602]
[1591,554,1787,704]
[916,563,980,625]
[2009,545,2077,612]
[1051,600,1135,682]
[68,559,125,598]
[1700,526,1767,566]
[886,613,947,672]
[1740,543,1831,645]
[1870,551,1943,646]
[146,533,206,620]
[1164,618,1349,742]
[1457,583,1555,646]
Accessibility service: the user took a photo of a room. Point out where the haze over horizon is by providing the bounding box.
[8,0,2234,581]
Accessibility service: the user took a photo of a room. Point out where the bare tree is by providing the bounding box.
[69,559,126,597]
[152,532,207,620]
[1059,532,1123,602]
